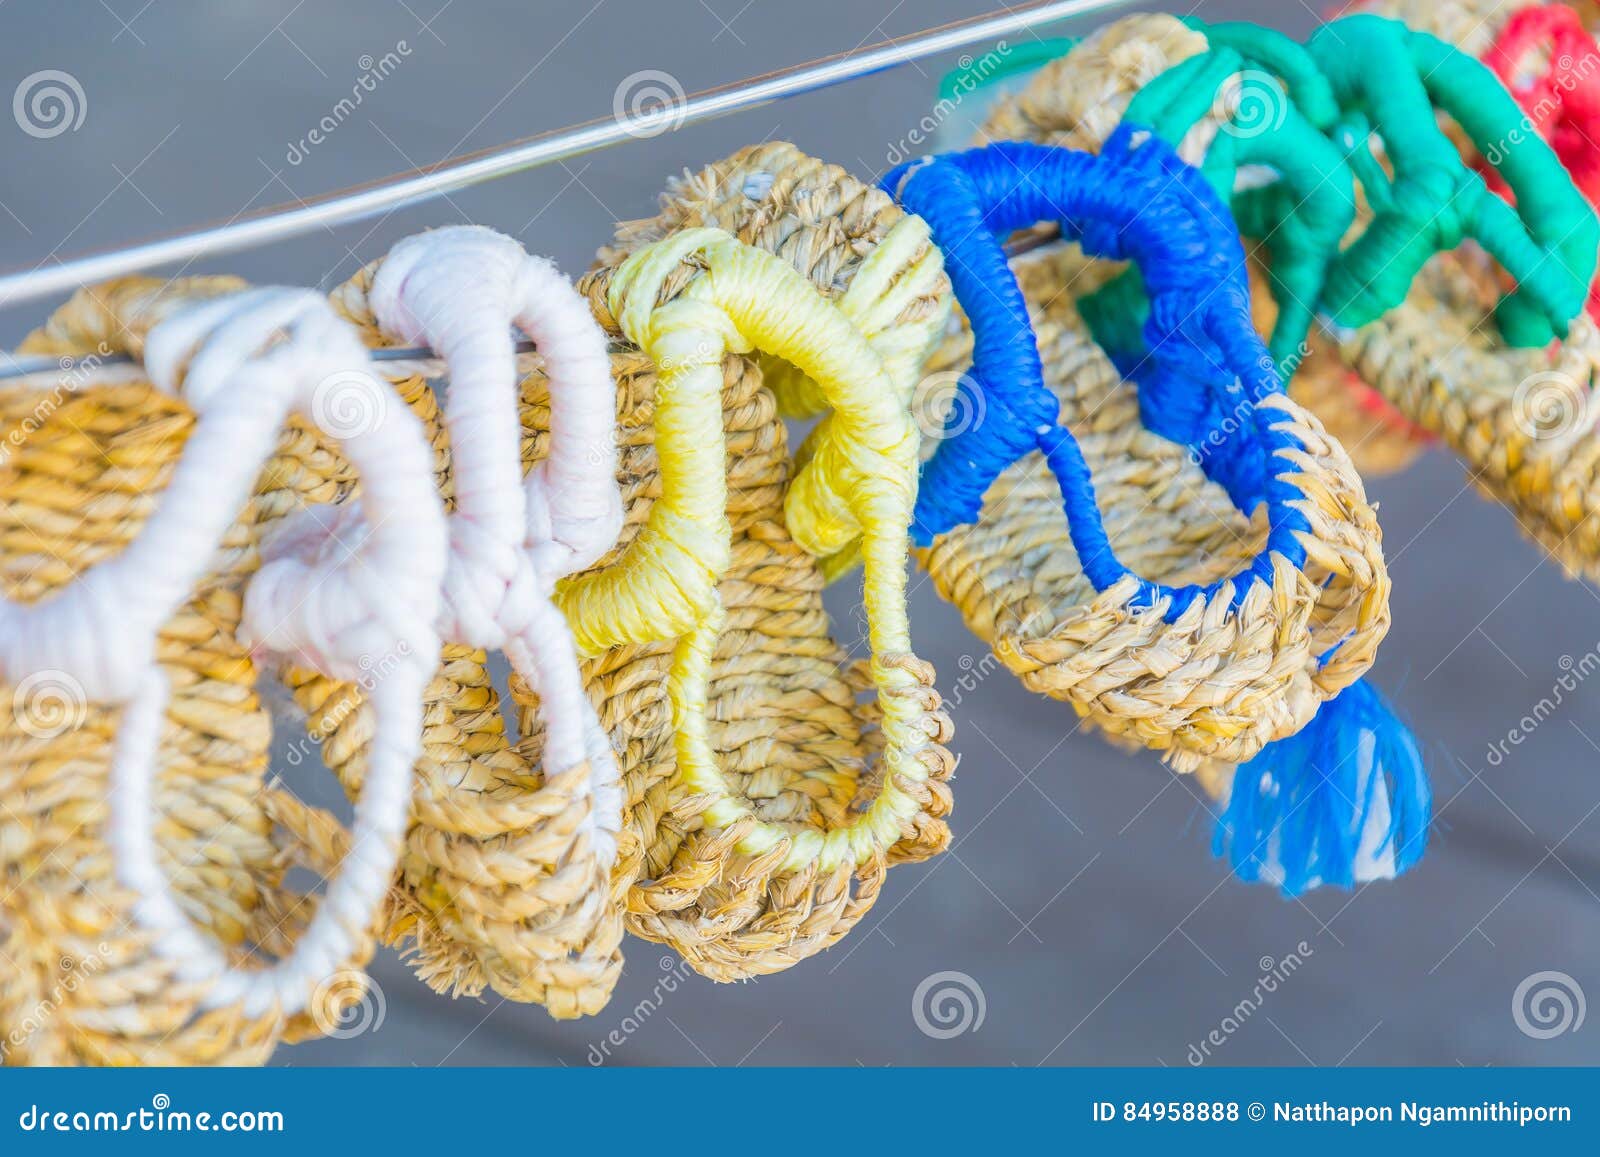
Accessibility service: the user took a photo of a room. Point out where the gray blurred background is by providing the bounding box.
[2,0,1597,1067]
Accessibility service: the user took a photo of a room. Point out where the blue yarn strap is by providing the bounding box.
[883,133,1309,618]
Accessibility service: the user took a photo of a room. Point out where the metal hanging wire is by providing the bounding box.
[0,0,1129,379]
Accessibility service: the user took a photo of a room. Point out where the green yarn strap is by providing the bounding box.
[1330,111,1397,217]
[1124,51,1236,145]
[1096,40,1355,370]
[1309,14,1598,345]
[1179,17,1339,130]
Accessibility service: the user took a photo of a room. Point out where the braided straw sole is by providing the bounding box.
[265,265,623,1019]
[1339,252,1600,580]
[0,279,377,1065]
[980,10,1432,477]
[540,142,955,981]
[918,248,1389,771]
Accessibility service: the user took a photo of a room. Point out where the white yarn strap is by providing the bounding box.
[505,598,623,866]
[509,255,623,580]
[96,287,446,1018]
[0,290,315,700]
[367,225,622,860]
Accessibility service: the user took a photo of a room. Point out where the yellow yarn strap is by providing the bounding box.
[553,250,741,656]
[771,215,951,572]
[607,227,931,872]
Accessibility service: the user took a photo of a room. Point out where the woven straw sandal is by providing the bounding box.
[0,277,445,1063]
[1354,1,1600,303]
[1320,2,1600,469]
[538,143,955,979]
[279,228,630,1019]
[1302,13,1600,578]
[886,133,1427,894]
[963,12,1437,477]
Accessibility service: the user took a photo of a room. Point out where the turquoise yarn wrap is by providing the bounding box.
[1309,15,1596,345]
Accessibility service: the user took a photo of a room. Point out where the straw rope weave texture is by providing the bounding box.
[1337,254,1600,581]
[0,278,379,1065]
[914,244,1388,771]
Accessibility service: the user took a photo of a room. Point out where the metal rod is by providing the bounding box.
[0,226,1072,385]
[0,0,1132,310]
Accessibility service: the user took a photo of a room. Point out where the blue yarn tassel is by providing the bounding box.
[1214,679,1430,896]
